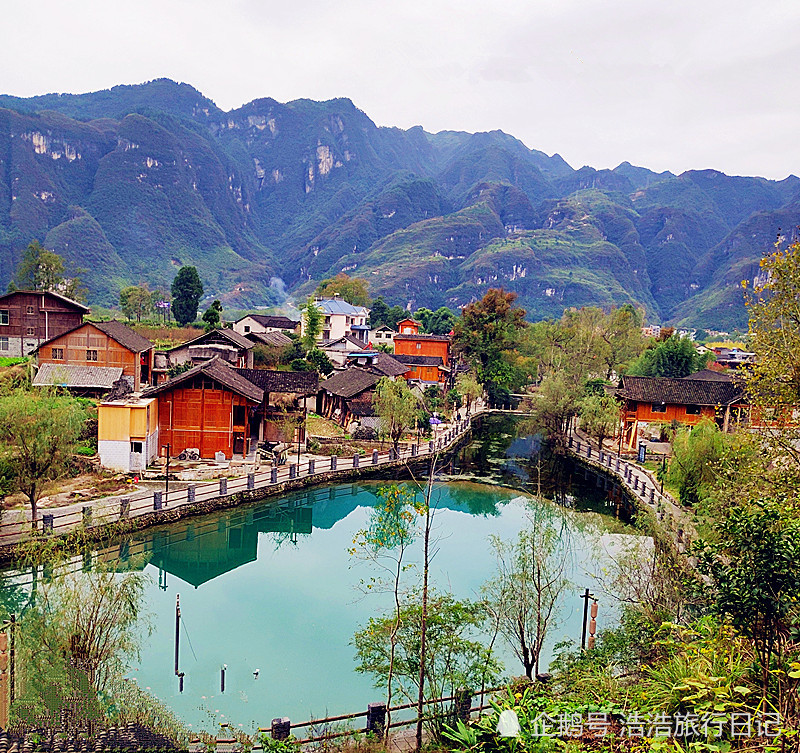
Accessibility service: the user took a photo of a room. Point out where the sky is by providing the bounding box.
[2,0,800,180]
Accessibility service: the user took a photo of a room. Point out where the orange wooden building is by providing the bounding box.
[393,319,452,387]
[145,357,264,459]
[35,320,154,391]
[617,373,746,449]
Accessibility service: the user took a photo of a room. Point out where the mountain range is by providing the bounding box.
[1,78,798,330]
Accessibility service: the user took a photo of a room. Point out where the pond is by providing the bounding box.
[8,416,645,736]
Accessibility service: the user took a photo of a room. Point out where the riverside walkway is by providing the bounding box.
[566,425,697,557]
[0,408,486,555]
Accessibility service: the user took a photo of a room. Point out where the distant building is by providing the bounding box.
[0,290,89,357]
[156,328,255,382]
[232,314,300,337]
[370,325,396,347]
[34,320,154,391]
[641,324,661,339]
[319,334,369,367]
[302,297,370,344]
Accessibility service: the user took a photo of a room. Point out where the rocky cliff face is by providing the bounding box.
[1,78,798,328]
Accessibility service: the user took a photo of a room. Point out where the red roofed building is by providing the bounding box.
[392,319,452,387]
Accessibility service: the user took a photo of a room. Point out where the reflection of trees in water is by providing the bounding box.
[459,415,615,516]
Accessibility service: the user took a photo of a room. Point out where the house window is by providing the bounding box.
[131,441,143,454]
[685,404,702,415]
[244,326,250,333]
[651,403,667,413]
[0,337,8,351]
[416,342,421,350]
[26,305,34,315]
[86,349,98,361]
[0,310,8,325]
[51,347,64,360]
[26,327,35,337]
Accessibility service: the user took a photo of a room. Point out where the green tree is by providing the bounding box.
[372,377,419,452]
[415,307,456,335]
[369,297,391,328]
[453,288,527,386]
[314,273,370,306]
[306,348,334,375]
[350,484,426,737]
[201,299,223,331]
[12,240,86,302]
[626,334,708,378]
[354,592,501,739]
[667,419,727,505]
[170,266,204,326]
[483,512,571,678]
[578,392,620,449]
[527,372,582,449]
[455,372,482,414]
[0,389,85,528]
[301,299,323,351]
[119,285,152,322]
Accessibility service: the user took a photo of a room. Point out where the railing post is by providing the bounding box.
[120,498,130,519]
[82,505,92,527]
[42,513,54,533]
[331,456,337,471]
[649,488,655,504]
[429,440,434,454]
[289,464,296,480]
[455,688,473,723]
[308,459,315,475]
[353,454,359,469]
[569,435,573,448]
[220,477,228,495]
[271,468,278,484]
[187,485,196,503]
[586,445,591,459]
[271,718,290,741]
[372,450,379,465]
[247,473,255,490]
[153,491,163,510]
[366,702,386,736]
[576,441,581,454]
[411,444,417,457]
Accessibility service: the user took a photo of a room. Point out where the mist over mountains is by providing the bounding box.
[1,78,797,329]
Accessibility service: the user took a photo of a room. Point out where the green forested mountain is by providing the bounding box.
[1,78,797,328]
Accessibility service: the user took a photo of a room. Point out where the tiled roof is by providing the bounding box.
[144,357,263,403]
[319,367,380,399]
[243,314,299,329]
[94,320,154,353]
[236,368,319,395]
[394,354,444,367]
[618,375,745,406]
[320,334,365,349]
[246,330,293,347]
[314,298,369,316]
[33,363,123,389]
[370,352,410,377]
[0,288,90,312]
[681,369,735,382]
[177,327,254,351]
[393,333,451,342]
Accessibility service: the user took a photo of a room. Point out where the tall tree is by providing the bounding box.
[170,266,204,326]
[301,298,324,351]
[201,299,223,331]
[626,334,708,378]
[453,289,527,386]
[578,392,620,450]
[314,273,370,306]
[119,285,152,322]
[0,389,85,528]
[11,240,86,302]
[372,377,419,452]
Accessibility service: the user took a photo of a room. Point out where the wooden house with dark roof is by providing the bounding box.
[345,350,409,378]
[34,320,154,391]
[0,289,89,357]
[233,313,300,337]
[156,327,255,382]
[392,318,452,387]
[617,373,747,448]
[316,367,382,426]
[144,357,264,459]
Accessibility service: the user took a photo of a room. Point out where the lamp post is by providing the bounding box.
[163,443,171,498]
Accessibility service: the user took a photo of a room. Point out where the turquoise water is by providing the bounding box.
[126,476,632,735]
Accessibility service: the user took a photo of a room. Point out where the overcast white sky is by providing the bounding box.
[2,0,799,180]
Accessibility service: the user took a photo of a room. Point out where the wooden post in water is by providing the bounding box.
[174,595,180,676]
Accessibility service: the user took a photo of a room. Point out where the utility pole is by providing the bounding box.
[580,588,595,651]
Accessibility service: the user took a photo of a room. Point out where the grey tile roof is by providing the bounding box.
[0,288,90,311]
[394,354,444,367]
[94,320,154,353]
[33,363,123,389]
[242,314,299,329]
[619,375,745,406]
[393,333,451,343]
[144,357,264,403]
[236,368,319,395]
[314,298,369,316]
[178,327,254,351]
[246,330,293,347]
[320,367,381,399]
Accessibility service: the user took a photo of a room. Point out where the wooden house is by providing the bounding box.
[0,290,88,357]
[617,373,746,449]
[34,320,154,391]
[393,319,452,387]
[145,357,264,459]
[158,328,255,382]
[317,368,381,426]
[233,314,300,337]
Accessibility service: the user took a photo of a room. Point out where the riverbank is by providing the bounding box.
[0,408,485,563]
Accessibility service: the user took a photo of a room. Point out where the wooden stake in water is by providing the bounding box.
[174,594,180,676]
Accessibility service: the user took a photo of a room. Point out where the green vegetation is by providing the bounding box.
[314,273,370,306]
[171,266,204,326]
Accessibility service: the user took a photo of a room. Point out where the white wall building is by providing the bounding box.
[302,297,370,344]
